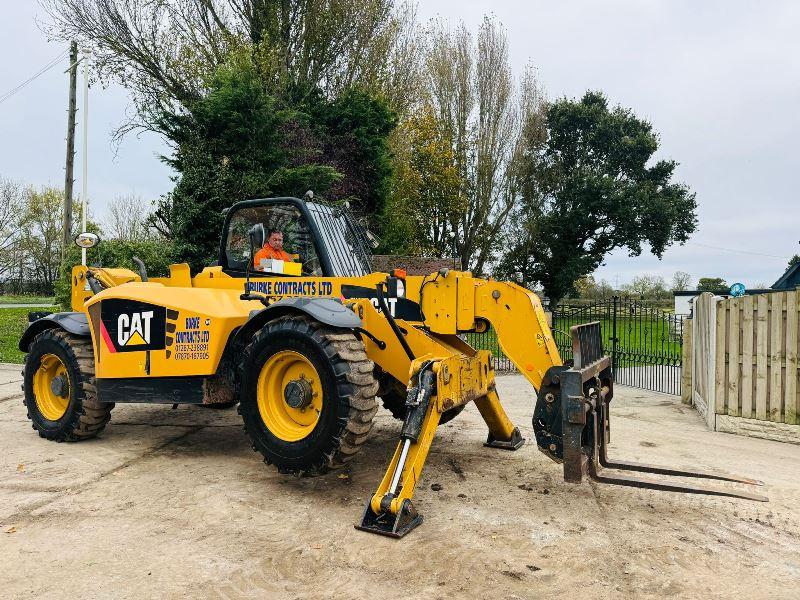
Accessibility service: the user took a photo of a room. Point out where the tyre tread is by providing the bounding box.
[239,315,378,476]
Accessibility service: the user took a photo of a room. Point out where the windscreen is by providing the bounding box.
[306,202,372,277]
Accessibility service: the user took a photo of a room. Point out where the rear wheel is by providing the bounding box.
[23,329,113,441]
[377,374,409,420]
[239,316,378,475]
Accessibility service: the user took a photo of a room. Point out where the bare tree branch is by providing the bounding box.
[0,177,25,279]
[104,194,153,240]
[40,0,418,136]
[423,17,546,274]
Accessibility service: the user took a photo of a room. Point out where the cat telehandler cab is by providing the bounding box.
[19,196,766,538]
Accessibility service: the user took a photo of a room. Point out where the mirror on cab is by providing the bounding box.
[74,232,99,249]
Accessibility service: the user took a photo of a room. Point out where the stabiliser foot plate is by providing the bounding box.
[355,499,423,538]
[484,427,525,450]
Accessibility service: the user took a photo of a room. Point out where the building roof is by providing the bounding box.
[673,289,774,298]
[371,255,455,276]
[772,261,800,290]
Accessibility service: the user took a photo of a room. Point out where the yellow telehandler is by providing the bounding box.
[19,197,765,537]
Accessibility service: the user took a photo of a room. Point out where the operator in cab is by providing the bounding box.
[253,229,295,269]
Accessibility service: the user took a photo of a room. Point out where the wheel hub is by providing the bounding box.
[33,353,70,421]
[50,375,68,398]
[256,350,323,442]
[284,377,313,410]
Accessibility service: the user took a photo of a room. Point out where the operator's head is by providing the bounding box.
[267,229,284,251]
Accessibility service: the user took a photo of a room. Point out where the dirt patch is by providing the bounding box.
[1,376,799,599]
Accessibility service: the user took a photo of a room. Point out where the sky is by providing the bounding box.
[0,1,798,289]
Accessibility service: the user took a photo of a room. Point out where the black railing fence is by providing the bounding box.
[468,296,684,395]
[462,332,515,372]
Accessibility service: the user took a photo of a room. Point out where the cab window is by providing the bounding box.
[224,203,323,276]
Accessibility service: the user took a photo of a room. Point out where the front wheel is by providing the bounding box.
[23,329,113,441]
[238,316,378,475]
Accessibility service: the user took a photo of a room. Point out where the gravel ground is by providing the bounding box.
[1,363,798,599]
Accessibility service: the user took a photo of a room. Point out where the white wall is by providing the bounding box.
[674,294,699,315]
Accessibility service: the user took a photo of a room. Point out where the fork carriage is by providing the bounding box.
[534,322,766,501]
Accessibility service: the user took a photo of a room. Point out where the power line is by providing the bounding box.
[687,242,791,260]
[0,50,69,106]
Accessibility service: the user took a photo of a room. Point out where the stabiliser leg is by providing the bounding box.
[356,362,440,538]
[549,322,767,503]
[357,351,524,537]
[475,385,524,450]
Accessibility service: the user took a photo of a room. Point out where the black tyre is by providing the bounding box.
[200,401,238,410]
[239,316,378,475]
[23,329,113,441]
[377,374,409,420]
[378,373,465,425]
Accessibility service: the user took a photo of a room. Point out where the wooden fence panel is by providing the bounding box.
[741,295,754,419]
[787,292,798,425]
[693,289,800,439]
[681,318,693,405]
[727,298,740,416]
[715,301,727,414]
[755,295,769,421]
[769,293,784,422]
[691,293,716,427]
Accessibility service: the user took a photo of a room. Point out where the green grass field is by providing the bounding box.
[551,316,683,358]
[0,295,54,305]
[0,307,57,363]
[467,313,683,369]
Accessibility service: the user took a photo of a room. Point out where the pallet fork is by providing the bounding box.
[534,322,767,502]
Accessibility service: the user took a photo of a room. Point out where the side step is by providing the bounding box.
[537,322,767,503]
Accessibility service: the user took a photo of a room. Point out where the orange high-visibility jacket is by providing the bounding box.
[253,244,294,267]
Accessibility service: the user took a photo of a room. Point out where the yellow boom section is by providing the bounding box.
[417,270,562,390]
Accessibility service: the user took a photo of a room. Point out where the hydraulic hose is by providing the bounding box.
[375,282,415,361]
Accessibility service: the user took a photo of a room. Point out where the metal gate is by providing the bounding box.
[552,297,684,395]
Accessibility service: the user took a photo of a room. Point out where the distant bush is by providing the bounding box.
[55,239,176,310]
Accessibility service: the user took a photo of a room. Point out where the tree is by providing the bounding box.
[307,86,397,217]
[380,105,462,255]
[671,271,692,291]
[421,17,547,273]
[789,255,800,268]
[572,275,594,298]
[44,2,403,270]
[160,54,395,270]
[0,177,24,279]
[104,194,152,241]
[697,277,728,293]
[146,194,174,240]
[495,91,697,307]
[623,274,668,298]
[17,187,68,290]
[42,0,420,132]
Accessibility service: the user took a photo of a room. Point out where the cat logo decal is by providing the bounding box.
[117,311,153,347]
[99,300,166,353]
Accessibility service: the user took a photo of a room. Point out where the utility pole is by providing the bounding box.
[62,41,78,261]
[80,47,90,266]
